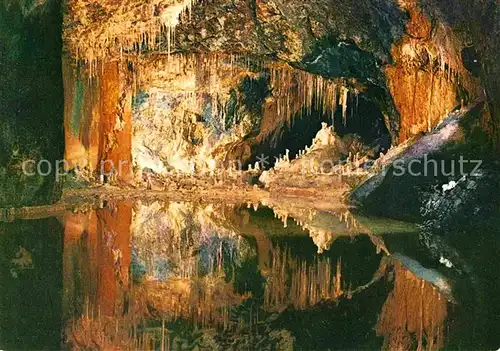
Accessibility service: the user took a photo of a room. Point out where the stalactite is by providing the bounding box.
[263,63,349,144]
[428,72,435,132]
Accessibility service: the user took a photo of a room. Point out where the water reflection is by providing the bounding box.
[0,218,63,350]
[264,248,343,312]
[54,200,458,350]
[376,260,447,350]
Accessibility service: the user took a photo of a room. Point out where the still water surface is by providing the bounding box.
[0,199,498,350]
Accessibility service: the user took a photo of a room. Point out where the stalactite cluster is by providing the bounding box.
[261,64,355,145]
[64,51,358,176]
[386,0,482,142]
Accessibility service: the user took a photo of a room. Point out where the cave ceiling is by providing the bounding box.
[62,0,498,148]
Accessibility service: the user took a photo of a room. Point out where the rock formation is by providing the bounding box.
[1,0,499,206]
[57,0,499,192]
[0,0,64,207]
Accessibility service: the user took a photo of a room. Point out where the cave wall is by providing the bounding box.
[62,0,408,156]
[171,0,477,143]
[0,0,64,207]
[172,0,407,141]
[61,0,500,178]
[419,0,500,147]
[65,54,357,176]
[171,0,492,145]
[63,203,132,319]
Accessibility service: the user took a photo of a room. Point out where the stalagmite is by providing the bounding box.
[340,86,349,126]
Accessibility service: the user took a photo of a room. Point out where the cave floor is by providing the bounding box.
[1,180,351,221]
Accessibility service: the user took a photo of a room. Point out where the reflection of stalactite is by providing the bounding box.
[63,202,133,342]
[264,247,343,311]
[65,203,250,349]
[131,201,242,279]
[143,269,250,327]
[67,268,250,349]
[130,201,250,328]
[270,205,389,255]
[376,261,448,351]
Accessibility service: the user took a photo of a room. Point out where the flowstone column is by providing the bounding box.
[63,59,134,184]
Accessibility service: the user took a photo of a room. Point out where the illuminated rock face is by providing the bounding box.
[63,0,196,63]
[63,60,133,182]
[385,0,481,142]
[130,56,355,175]
[131,54,256,175]
[418,0,500,146]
